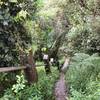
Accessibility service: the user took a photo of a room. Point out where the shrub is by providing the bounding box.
[0,67,59,100]
[66,53,100,100]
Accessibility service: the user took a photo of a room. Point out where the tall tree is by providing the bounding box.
[0,0,37,66]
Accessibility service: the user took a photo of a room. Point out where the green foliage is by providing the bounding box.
[0,0,37,94]
[70,80,100,100]
[0,0,36,66]
[66,53,100,100]
[0,67,59,100]
[12,74,27,93]
[0,73,27,100]
[58,0,100,54]
[0,0,100,99]
[20,67,58,100]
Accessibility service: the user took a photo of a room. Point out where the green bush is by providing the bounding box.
[0,67,59,100]
[66,53,100,100]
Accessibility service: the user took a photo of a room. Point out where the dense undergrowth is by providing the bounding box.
[66,53,100,100]
[0,67,59,100]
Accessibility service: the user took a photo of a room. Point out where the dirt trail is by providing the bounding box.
[54,58,70,100]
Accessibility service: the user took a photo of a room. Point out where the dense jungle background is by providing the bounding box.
[0,0,100,100]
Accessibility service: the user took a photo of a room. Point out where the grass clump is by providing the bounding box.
[66,53,100,100]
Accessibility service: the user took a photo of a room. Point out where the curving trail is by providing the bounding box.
[54,58,70,100]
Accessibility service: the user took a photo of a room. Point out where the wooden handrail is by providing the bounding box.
[0,66,27,73]
[0,64,47,73]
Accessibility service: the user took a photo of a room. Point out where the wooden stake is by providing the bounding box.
[25,49,38,84]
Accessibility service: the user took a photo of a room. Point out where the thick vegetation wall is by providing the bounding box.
[0,0,37,67]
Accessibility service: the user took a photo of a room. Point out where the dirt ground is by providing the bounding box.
[54,72,68,100]
[54,58,70,100]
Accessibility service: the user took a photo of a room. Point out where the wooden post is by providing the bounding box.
[19,49,38,84]
[24,49,38,84]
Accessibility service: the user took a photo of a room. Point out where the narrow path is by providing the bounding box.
[54,58,70,100]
